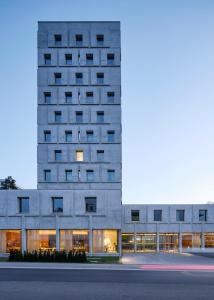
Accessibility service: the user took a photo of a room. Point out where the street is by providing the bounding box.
[0,268,214,300]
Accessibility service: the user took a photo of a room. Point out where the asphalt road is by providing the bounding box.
[0,268,214,300]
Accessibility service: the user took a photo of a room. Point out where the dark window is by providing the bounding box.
[76,111,83,123]
[44,130,51,142]
[97,73,104,84]
[54,34,62,46]
[86,53,93,64]
[131,210,140,222]
[86,170,94,182]
[65,92,72,103]
[65,54,72,65]
[54,111,62,122]
[154,210,162,222]
[97,111,104,123]
[55,150,62,161]
[19,197,29,213]
[86,91,93,103]
[96,34,104,46]
[97,150,104,161]
[54,73,62,84]
[199,209,207,222]
[65,130,72,142]
[65,170,73,181]
[85,197,96,213]
[86,130,94,142]
[76,73,83,84]
[107,91,115,103]
[76,34,83,46]
[107,170,115,182]
[44,92,51,104]
[107,130,115,142]
[107,53,114,64]
[52,197,63,213]
[44,54,51,65]
[44,170,51,181]
[176,210,185,222]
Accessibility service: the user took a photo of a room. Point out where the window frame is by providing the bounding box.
[52,197,63,213]
[131,210,140,222]
[154,209,162,222]
[85,197,97,213]
[19,197,30,214]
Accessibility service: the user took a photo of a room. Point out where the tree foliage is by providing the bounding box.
[0,176,19,190]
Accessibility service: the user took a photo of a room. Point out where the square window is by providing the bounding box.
[96,34,104,46]
[55,150,62,161]
[44,92,51,104]
[107,130,115,142]
[176,210,185,222]
[76,111,83,123]
[54,73,62,84]
[65,54,72,65]
[131,210,139,222]
[154,210,162,222]
[65,170,73,181]
[65,130,72,142]
[107,170,115,182]
[86,170,94,182]
[65,92,72,103]
[85,197,96,213]
[199,209,207,222]
[97,73,104,84]
[44,170,51,181]
[19,197,29,214]
[44,130,51,142]
[76,73,83,84]
[86,53,93,64]
[44,54,51,65]
[54,34,62,46]
[54,111,62,122]
[107,53,114,64]
[107,91,115,103]
[97,150,104,161]
[76,150,83,161]
[52,197,63,213]
[86,130,94,142]
[76,34,83,46]
[97,111,104,123]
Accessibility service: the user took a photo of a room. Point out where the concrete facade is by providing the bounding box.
[0,21,214,256]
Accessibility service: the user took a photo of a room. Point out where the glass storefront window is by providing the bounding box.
[27,230,56,252]
[159,233,178,252]
[0,230,21,253]
[182,233,201,248]
[204,233,214,248]
[93,230,118,253]
[60,230,89,252]
[122,234,134,252]
[136,234,157,252]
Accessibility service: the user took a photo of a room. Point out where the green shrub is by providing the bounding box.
[9,249,87,263]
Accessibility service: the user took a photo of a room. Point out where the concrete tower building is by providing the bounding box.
[37,21,122,195]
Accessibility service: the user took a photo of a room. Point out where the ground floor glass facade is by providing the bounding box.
[136,234,157,252]
[122,234,134,252]
[60,230,89,252]
[0,230,21,253]
[27,230,56,252]
[93,230,118,253]
[159,233,179,252]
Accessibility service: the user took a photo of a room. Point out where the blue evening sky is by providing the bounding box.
[0,0,214,204]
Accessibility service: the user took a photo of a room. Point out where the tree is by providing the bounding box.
[0,176,19,190]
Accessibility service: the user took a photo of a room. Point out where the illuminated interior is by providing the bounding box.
[27,230,56,252]
[0,230,21,253]
[204,233,214,248]
[182,233,201,248]
[60,230,89,252]
[136,233,157,252]
[122,234,135,252]
[159,233,179,252]
[93,230,118,253]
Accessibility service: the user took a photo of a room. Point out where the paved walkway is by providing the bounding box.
[121,253,214,265]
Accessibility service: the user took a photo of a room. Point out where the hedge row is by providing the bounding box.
[9,250,87,263]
